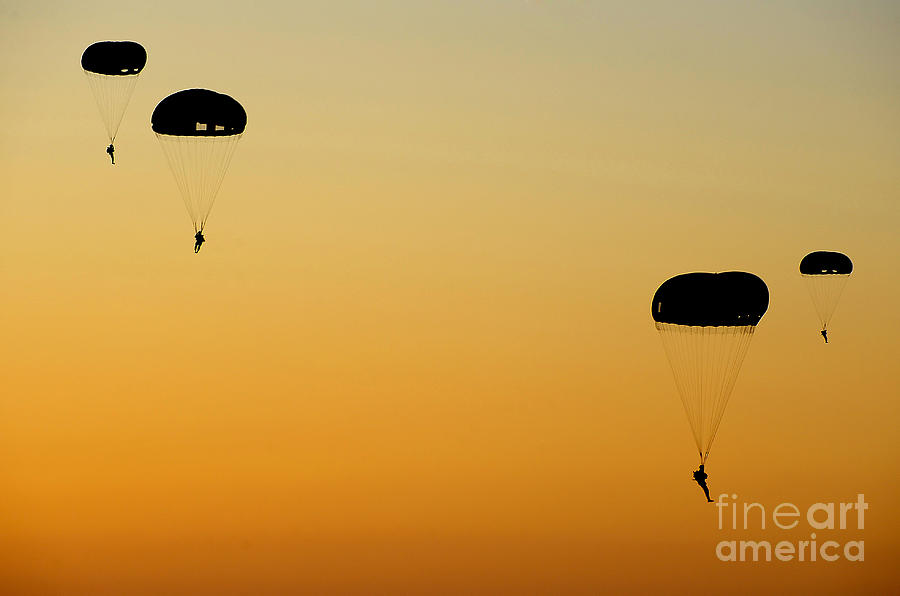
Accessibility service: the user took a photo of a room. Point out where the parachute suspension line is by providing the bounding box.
[157,134,198,224]
[84,71,140,142]
[657,324,755,464]
[802,273,850,332]
[199,135,240,231]
[691,327,708,456]
[659,323,702,452]
[685,326,704,454]
[156,134,241,231]
[703,325,755,461]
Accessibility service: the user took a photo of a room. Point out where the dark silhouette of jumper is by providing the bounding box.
[194,230,205,253]
[693,465,713,502]
[106,143,115,164]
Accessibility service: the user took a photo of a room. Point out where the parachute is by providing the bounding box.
[81,41,146,146]
[151,89,247,234]
[799,251,852,341]
[652,272,769,464]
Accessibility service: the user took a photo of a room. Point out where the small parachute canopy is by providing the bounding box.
[799,251,852,337]
[81,41,146,75]
[82,41,146,145]
[652,272,769,327]
[152,89,247,137]
[799,251,853,275]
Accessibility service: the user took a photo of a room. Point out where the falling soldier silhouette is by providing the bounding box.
[194,230,205,253]
[821,328,828,343]
[106,143,115,164]
[693,465,713,502]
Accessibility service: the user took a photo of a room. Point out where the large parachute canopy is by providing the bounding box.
[799,251,852,338]
[652,272,769,464]
[151,89,247,233]
[81,41,147,143]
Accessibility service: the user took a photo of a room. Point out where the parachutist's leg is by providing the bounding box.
[702,484,712,502]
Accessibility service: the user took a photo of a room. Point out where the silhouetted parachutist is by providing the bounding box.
[194,230,205,253]
[821,328,828,343]
[693,465,713,502]
[106,143,115,164]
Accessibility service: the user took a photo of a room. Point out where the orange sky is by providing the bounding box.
[1,1,898,593]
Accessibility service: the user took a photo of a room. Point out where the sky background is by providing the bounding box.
[1,1,898,593]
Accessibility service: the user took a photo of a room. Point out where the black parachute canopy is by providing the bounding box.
[81,41,146,76]
[652,272,769,327]
[151,89,247,137]
[799,251,853,275]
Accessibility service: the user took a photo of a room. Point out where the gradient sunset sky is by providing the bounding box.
[1,1,898,594]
